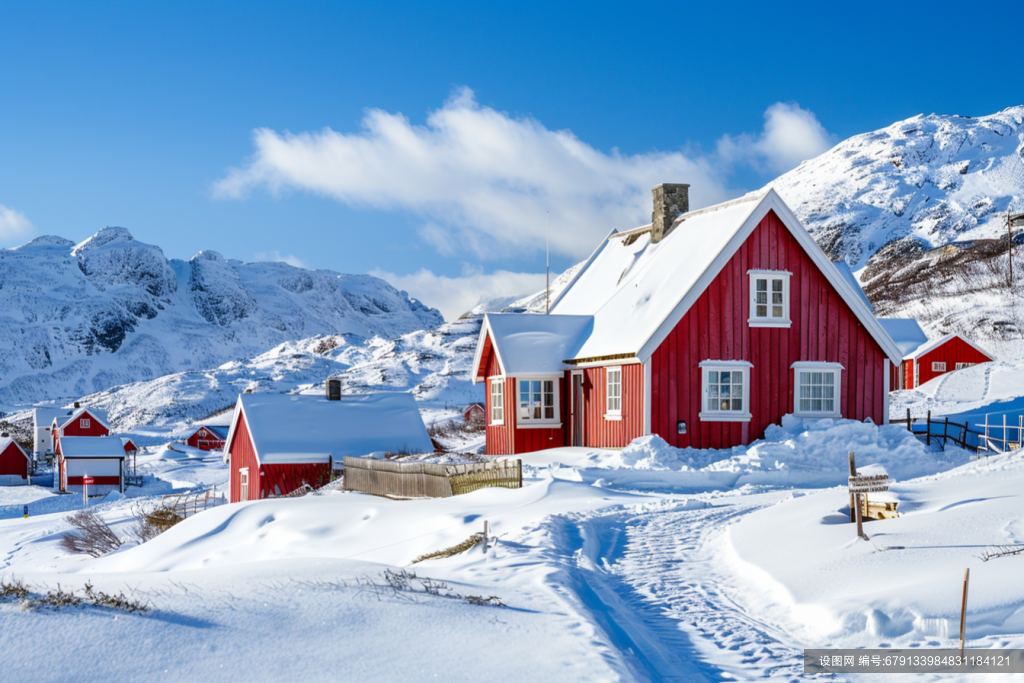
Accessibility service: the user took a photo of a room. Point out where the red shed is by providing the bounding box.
[472,187,904,454]
[463,403,485,426]
[55,436,125,494]
[184,425,228,451]
[51,406,110,439]
[0,437,30,481]
[121,437,138,455]
[225,391,433,503]
[898,333,993,388]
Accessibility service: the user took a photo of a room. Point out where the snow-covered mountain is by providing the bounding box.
[0,227,442,405]
[763,106,1024,269]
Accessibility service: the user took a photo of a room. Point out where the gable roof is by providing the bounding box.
[547,189,903,364]
[188,425,228,440]
[0,437,28,460]
[905,332,993,361]
[471,313,592,380]
[226,392,433,466]
[55,407,110,431]
[877,318,929,357]
[33,408,69,429]
[832,261,873,313]
[58,436,125,458]
[120,437,137,451]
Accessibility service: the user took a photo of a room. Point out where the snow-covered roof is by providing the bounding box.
[58,436,126,458]
[55,406,110,431]
[33,408,68,428]
[228,392,433,465]
[832,261,873,312]
[877,318,929,357]
[0,437,27,459]
[473,313,592,379]
[547,189,904,364]
[905,332,993,361]
[120,437,137,450]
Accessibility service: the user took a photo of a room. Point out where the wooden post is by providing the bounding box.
[855,492,868,540]
[906,408,911,432]
[944,417,949,447]
[959,568,970,655]
[927,410,931,446]
[848,451,857,522]
[483,520,489,552]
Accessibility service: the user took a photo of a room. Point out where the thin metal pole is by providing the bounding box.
[545,211,550,314]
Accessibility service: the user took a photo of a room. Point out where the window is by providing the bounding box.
[699,361,752,422]
[932,361,947,373]
[490,380,504,425]
[239,468,249,502]
[748,270,791,327]
[955,362,975,371]
[80,418,90,429]
[792,362,843,418]
[606,367,622,418]
[518,379,557,423]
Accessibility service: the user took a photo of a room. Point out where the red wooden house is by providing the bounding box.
[184,425,228,451]
[225,390,433,503]
[472,186,905,454]
[0,436,30,481]
[882,327,994,389]
[51,405,110,439]
[54,436,126,494]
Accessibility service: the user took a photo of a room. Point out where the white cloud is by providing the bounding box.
[716,102,838,174]
[253,250,308,268]
[0,204,36,243]
[370,266,546,321]
[215,87,733,261]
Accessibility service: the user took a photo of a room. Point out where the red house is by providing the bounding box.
[0,436,30,482]
[881,326,994,389]
[184,425,228,451]
[51,405,110,439]
[472,186,905,454]
[225,390,433,503]
[55,436,126,494]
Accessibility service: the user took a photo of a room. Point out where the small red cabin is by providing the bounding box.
[55,436,125,494]
[463,403,485,426]
[472,187,905,455]
[890,332,993,389]
[225,391,433,503]
[51,406,110,439]
[185,425,228,451]
[0,437,30,482]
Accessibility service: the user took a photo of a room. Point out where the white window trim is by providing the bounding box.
[489,377,505,426]
[698,360,753,422]
[932,361,946,372]
[955,362,975,371]
[791,361,844,419]
[239,467,249,503]
[747,270,792,328]
[605,366,622,421]
[81,418,91,429]
[516,376,561,428]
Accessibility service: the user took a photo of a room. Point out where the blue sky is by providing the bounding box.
[2,1,1022,318]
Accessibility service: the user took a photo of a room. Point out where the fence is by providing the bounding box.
[891,409,1024,455]
[342,457,522,499]
[160,486,225,519]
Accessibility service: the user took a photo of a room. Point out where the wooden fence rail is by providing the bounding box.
[891,409,986,453]
[342,457,522,499]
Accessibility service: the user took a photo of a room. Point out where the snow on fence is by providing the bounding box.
[341,457,522,499]
[160,486,225,520]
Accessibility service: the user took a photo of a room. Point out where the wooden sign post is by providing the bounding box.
[960,568,970,655]
[848,472,889,541]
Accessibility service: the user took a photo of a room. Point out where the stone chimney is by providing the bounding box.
[651,183,690,243]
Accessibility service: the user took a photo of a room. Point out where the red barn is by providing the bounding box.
[51,406,110,439]
[225,391,433,503]
[184,425,228,451]
[0,437,30,482]
[888,331,993,389]
[472,186,904,454]
[55,436,125,494]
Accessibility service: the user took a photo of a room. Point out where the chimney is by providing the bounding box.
[651,183,690,243]
[326,376,343,401]
[73,401,81,409]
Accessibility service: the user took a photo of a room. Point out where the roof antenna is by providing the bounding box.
[546,211,550,315]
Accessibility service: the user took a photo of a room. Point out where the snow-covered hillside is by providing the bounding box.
[765,106,1024,269]
[0,228,442,405]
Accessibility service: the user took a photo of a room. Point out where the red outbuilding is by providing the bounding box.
[463,403,485,426]
[55,436,126,494]
[121,437,138,455]
[184,425,228,451]
[472,186,905,454]
[888,331,993,389]
[225,390,433,503]
[51,405,110,439]
[0,437,30,482]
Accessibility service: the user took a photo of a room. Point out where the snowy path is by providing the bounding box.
[558,495,808,682]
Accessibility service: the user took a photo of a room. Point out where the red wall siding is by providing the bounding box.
[60,410,110,437]
[260,463,331,498]
[0,442,28,478]
[483,338,515,455]
[574,364,645,448]
[228,411,260,503]
[186,429,225,450]
[67,475,120,486]
[651,209,889,450]
[915,336,992,387]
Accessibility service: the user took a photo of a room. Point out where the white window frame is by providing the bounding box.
[955,362,975,371]
[932,361,947,373]
[239,467,249,503]
[489,378,505,426]
[748,270,792,328]
[791,362,843,419]
[605,366,622,420]
[699,361,753,422]
[515,376,561,428]
[80,418,90,429]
